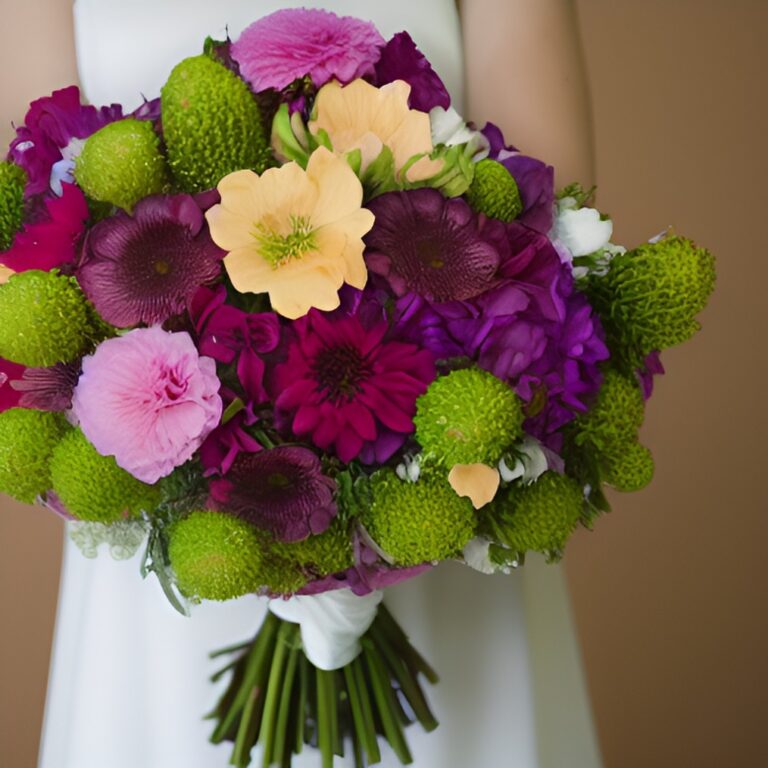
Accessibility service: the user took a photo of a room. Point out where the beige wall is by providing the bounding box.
[0,1,765,766]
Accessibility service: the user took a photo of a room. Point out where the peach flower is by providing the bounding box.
[309,79,443,183]
[0,266,14,285]
[205,147,374,319]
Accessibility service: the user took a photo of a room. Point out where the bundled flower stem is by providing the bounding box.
[209,603,438,767]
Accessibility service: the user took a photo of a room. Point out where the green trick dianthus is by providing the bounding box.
[414,367,524,466]
[161,55,273,193]
[588,235,716,368]
[168,511,264,601]
[74,118,169,211]
[0,409,68,503]
[0,270,103,366]
[264,518,355,595]
[0,162,26,250]
[603,441,655,492]
[50,429,161,523]
[362,469,476,566]
[488,471,583,558]
[465,159,522,222]
[575,369,645,451]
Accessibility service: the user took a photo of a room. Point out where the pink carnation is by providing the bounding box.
[72,327,222,484]
[231,9,384,91]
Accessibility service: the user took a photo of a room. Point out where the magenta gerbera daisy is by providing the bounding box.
[210,446,337,542]
[274,309,436,464]
[77,195,223,327]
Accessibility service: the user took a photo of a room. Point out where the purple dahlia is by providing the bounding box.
[210,446,337,542]
[231,9,384,92]
[274,309,436,464]
[78,195,223,327]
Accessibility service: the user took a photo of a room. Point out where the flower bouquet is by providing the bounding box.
[0,9,715,768]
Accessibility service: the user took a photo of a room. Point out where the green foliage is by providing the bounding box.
[465,159,522,221]
[414,367,524,466]
[587,235,716,370]
[0,270,104,366]
[50,428,160,522]
[0,408,68,503]
[0,161,26,250]
[362,469,476,566]
[161,55,273,192]
[75,118,169,211]
[168,511,265,601]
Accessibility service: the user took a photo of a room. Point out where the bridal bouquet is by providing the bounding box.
[0,9,714,767]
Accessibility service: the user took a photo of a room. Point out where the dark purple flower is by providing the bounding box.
[373,32,450,112]
[200,411,264,476]
[190,284,281,411]
[636,350,665,400]
[11,361,80,411]
[210,445,337,542]
[1,183,88,273]
[8,86,123,197]
[274,308,436,464]
[0,358,25,412]
[365,189,501,302]
[482,122,555,234]
[78,195,223,327]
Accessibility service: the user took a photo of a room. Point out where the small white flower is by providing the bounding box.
[499,436,550,485]
[462,537,509,575]
[395,454,421,483]
[429,106,490,159]
[49,137,86,197]
[552,207,613,259]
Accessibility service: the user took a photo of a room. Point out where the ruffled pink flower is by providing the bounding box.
[1,183,88,273]
[274,309,436,464]
[231,9,384,91]
[72,327,222,483]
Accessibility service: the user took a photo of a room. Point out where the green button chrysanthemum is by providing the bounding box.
[465,158,522,222]
[414,367,524,466]
[50,429,161,523]
[75,118,169,212]
[603,441,655,492]
[168,511,265,601]
[0,161,26,251]
[0,270,105,366]
[362,469,476,566]
[0,408,68,503]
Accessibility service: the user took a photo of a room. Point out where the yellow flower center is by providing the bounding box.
[253,215,317,268]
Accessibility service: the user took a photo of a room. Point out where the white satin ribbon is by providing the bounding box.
[268,588,383,670]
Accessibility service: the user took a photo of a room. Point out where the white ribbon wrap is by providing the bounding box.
[268,588,383,671]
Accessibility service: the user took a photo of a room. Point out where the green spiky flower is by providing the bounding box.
[264,518,354,595]
[74,118,169,211]
[161,55,273,193]
[465,159,522,222]
[603,441,655,492]
[0,409,68,503]
[50,429,160,522]
[0,270,103,366]
[0,162,26,250]
[488,471,583,558]
[362,469,476,566]
[588,235,716,369]
[168,511,264,601]
[414,368,524,466]
[575,369,645,450]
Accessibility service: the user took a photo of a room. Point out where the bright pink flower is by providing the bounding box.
[231,9,384,91]
[72,327,222,483]
[0,183,88,273]
[274,309,436,464]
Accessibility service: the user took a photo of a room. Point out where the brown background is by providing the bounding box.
[0,1,766,766]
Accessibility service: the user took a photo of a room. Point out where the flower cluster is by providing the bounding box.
[0,9,715,603]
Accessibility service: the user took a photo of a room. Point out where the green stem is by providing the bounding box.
[316,668,335,768]
[295,654,308,754]
[272,641,300,767]
[352,654,381,764]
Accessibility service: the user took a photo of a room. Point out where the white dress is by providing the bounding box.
[39,2,601,766]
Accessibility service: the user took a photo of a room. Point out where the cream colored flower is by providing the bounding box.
[205,147,374,319]
[309,79,443,182]
[448,463,501,509]
[0,265,14,285]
